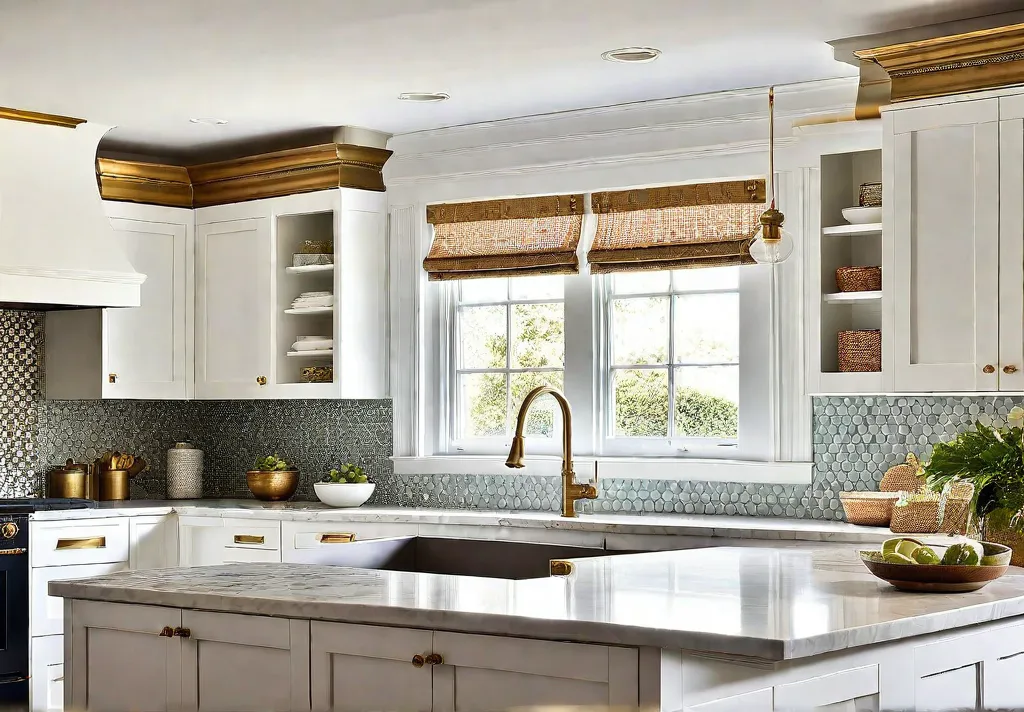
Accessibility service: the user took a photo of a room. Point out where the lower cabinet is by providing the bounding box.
[310,621,638,712]
[177,517,281,566]
[30,635,65,712]
[66,601,309,712]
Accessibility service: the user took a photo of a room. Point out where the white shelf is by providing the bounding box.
[285,264,334,275]
[814,371,884,394]
[286,349,334,358]
[823,290,882,304]
[284,306,334,315]
[822,223,882,237]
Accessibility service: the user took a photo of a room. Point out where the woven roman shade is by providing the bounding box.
[423,194,584,280]
[588,179,767,273]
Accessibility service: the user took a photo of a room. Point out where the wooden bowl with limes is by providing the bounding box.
[859,539,1012,593]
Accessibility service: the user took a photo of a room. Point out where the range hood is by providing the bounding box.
[0,111,145,310]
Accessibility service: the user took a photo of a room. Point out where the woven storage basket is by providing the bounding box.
[938,481,975,536]
[890,494,941,534]
[880,453,924,493]
[859,182,883,207]
[838,330,881,372]
[985,520,1024,567]
[836,266,882,292]
[839,492,899,526]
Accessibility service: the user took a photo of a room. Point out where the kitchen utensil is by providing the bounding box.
[246,470,299,501]
[127,457,148,478]
[313,482,375,508]
[839,491,899,526]
[99,470,129,501]
[842,206,882,224]
[859,543,1011,592]
[167,443,203,499]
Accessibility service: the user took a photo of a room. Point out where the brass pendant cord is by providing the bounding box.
[767,86,775,211]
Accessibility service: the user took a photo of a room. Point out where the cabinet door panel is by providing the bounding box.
[311,621,433,712]
[30,634,64,712]
[891,101,1000,391]
[984,650,1024,710]
[196,217,271,398]
[104,217,188,399]
[130,515,177,570]
[684,687,773,712]
[915,664,979,712]
[1000,118,1024,389]
[31,562,127,637]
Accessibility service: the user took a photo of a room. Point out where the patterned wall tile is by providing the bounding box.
[0,311,42,497]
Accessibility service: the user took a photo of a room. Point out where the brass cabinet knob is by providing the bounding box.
[411,654,425,668]
[425,653,444,666]
[1,522,18,539]
[984,364,996,374]
[1005,365,1019,374]
[173,627,191,639]
[108,373,117,384]
[158,626,174,638]
[256,376,267,386]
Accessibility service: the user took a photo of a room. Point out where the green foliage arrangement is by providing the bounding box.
[252,453,294,472]
[923,407,1024,532]
[322,463,369,484]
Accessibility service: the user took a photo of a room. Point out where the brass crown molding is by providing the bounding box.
[0,106,86,129]
[98,143,393,208]
[856,23,1024,103]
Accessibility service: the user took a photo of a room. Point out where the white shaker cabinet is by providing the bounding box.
[886,98,1001,392]
[195,206,273,399]
[997,93,1024,390]
[45,202,194,400]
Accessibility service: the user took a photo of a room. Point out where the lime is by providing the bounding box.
[897,539,922,559]
[883,552,916,564]
[881,538,903,556]
[912,546,941,565]
[941,543,981,566]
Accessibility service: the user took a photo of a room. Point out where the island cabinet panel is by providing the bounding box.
[311,621,434,712]
[180,611,310,712]
[684,687,773,712]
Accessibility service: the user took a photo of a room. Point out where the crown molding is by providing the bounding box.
[0,106,86,129]
[856,23,1024,103]
[98,143,393,208]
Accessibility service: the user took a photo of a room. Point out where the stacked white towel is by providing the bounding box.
[291,337,334,352]
[291,291,334,309]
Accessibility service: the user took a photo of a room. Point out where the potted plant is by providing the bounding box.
[246,453,299,501]
[314,463,374,508]
[923,407,1024,564]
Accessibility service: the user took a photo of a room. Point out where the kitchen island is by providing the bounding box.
[51,546,1024,712]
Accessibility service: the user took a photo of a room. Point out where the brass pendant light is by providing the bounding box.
[749,87,794,264]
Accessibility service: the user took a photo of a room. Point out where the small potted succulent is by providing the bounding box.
[314,463,374,508]
[246,453,299,501]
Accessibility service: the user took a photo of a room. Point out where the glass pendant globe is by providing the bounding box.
[749,225,794,265]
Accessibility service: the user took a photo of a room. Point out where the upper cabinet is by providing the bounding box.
[195,189,388,400]
[46,202,194,400]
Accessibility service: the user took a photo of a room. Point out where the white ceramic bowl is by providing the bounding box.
[314,482,375,508]
[842,206,883,224]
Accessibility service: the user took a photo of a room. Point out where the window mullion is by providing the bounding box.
[505,300,512,437]
[667,291,676,439]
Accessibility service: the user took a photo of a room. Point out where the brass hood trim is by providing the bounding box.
[856,23,1024,103]
[98,143,393,208]
[0,107,86,129]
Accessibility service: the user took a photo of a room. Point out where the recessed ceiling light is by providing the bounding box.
[398,92,450,103]
[189,117,229,125]
[601,47,662,63]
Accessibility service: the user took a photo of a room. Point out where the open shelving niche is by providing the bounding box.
[815,148,883,393]
[275,210,336,388]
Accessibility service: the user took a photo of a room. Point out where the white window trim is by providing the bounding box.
[393,172,813,484]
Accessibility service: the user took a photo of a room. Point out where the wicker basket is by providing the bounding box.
[859,182,883,207]
[938,481,975,536]
[890,493,941,534]
[879,453,924,493]
[836,266,882,292]
[838,330,881,372]
[984,519,1024,567]
[840,491,899,526]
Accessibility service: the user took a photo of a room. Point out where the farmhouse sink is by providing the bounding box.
[322,536,631,580]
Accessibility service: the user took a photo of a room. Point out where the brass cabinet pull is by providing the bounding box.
[256,375,267,386]
[0,548,27,556]
[1005,365,1019,374]
[549,560,574,576]
[425,653,443,666]
[159,626,174,638]
[411,654,425,668]
[318,533,355,544]
[984,364,996,374]
[233,534,265,545]
[108,373,117,384]
[173,627,191,639]
[56,536,106,550]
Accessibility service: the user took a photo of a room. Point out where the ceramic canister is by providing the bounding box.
[167,442,203,499]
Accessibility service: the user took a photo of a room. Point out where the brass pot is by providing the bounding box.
[99,470,130,501]
[246,470,299,501]
[47,462,89,499]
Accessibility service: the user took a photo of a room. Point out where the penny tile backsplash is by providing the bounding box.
[4,309,1024,519]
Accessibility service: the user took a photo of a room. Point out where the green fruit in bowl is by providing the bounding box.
[911,546,941,565]
[941,542,980,566]
[327,464,368,484]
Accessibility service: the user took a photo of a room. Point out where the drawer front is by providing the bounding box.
[222,547,282,564]
[30,520,130,567]
[32,561,127,637]
[282,521,417,564]
[30,634,64,712]
[222,519,281,551]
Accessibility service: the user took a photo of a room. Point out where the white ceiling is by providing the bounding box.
[0,0,1015,159]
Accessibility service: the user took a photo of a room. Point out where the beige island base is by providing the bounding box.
[51,546,1024,712]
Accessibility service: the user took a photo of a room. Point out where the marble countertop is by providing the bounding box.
[30,500,890,543]
[50,547,1024,661]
